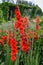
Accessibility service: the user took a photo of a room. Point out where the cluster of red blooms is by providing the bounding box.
[0,35,7,45]
[14,5,30,53]
[23,16,29,27]
[0,6,40,62]
[8,37,18,62]
[8,31,18,62]
[0,30,18,62]
[36,16,40,31]
[20,34,30,52]
[27,30,38,40]
[0,30,7,45]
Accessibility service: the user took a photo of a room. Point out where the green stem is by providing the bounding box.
[5,44,10,65]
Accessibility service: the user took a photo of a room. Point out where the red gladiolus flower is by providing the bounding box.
[11,51,15,56]
[0,39,4,45]
[26,34,31,39]
[34,35,38,40]
[21,43,30,52]
[29,30,33,34]
[10,38,17,45]
[11,55,16,62]
[8,38,11,46]
[33,32,38,40]
[17,21,22,26]
[36,24,40,31]
[9,31,13,38]
[20,30,25,35]
[11,47,18,54]
[2,36,7,41]
[14,21,19,29]
[19,25,24,31]
[8,37,17,46]
[36,16,40,23]
[8,37,18,61]
[15,6,21,21]
[14,5,31,53]
[15,11,20,16]
[11,44,18,50]
[17,21,23,28]
[16,15,21,20]
[14,20,23,29]
[23,16,29,27]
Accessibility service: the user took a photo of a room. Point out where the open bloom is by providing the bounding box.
[23,16,29,27]
[20,34,30,52]
[0,39,4,45]
[11,55,16,62]
[2,36,7,41]
[8,37,18,61]
[36,16,40,23]
[20,41,30,52]
[36,24,40,31]
[33,32,38,40]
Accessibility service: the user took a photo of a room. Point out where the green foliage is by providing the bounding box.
[0,2,42,22]
[0,8,5,24]
[39,16,43,29]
